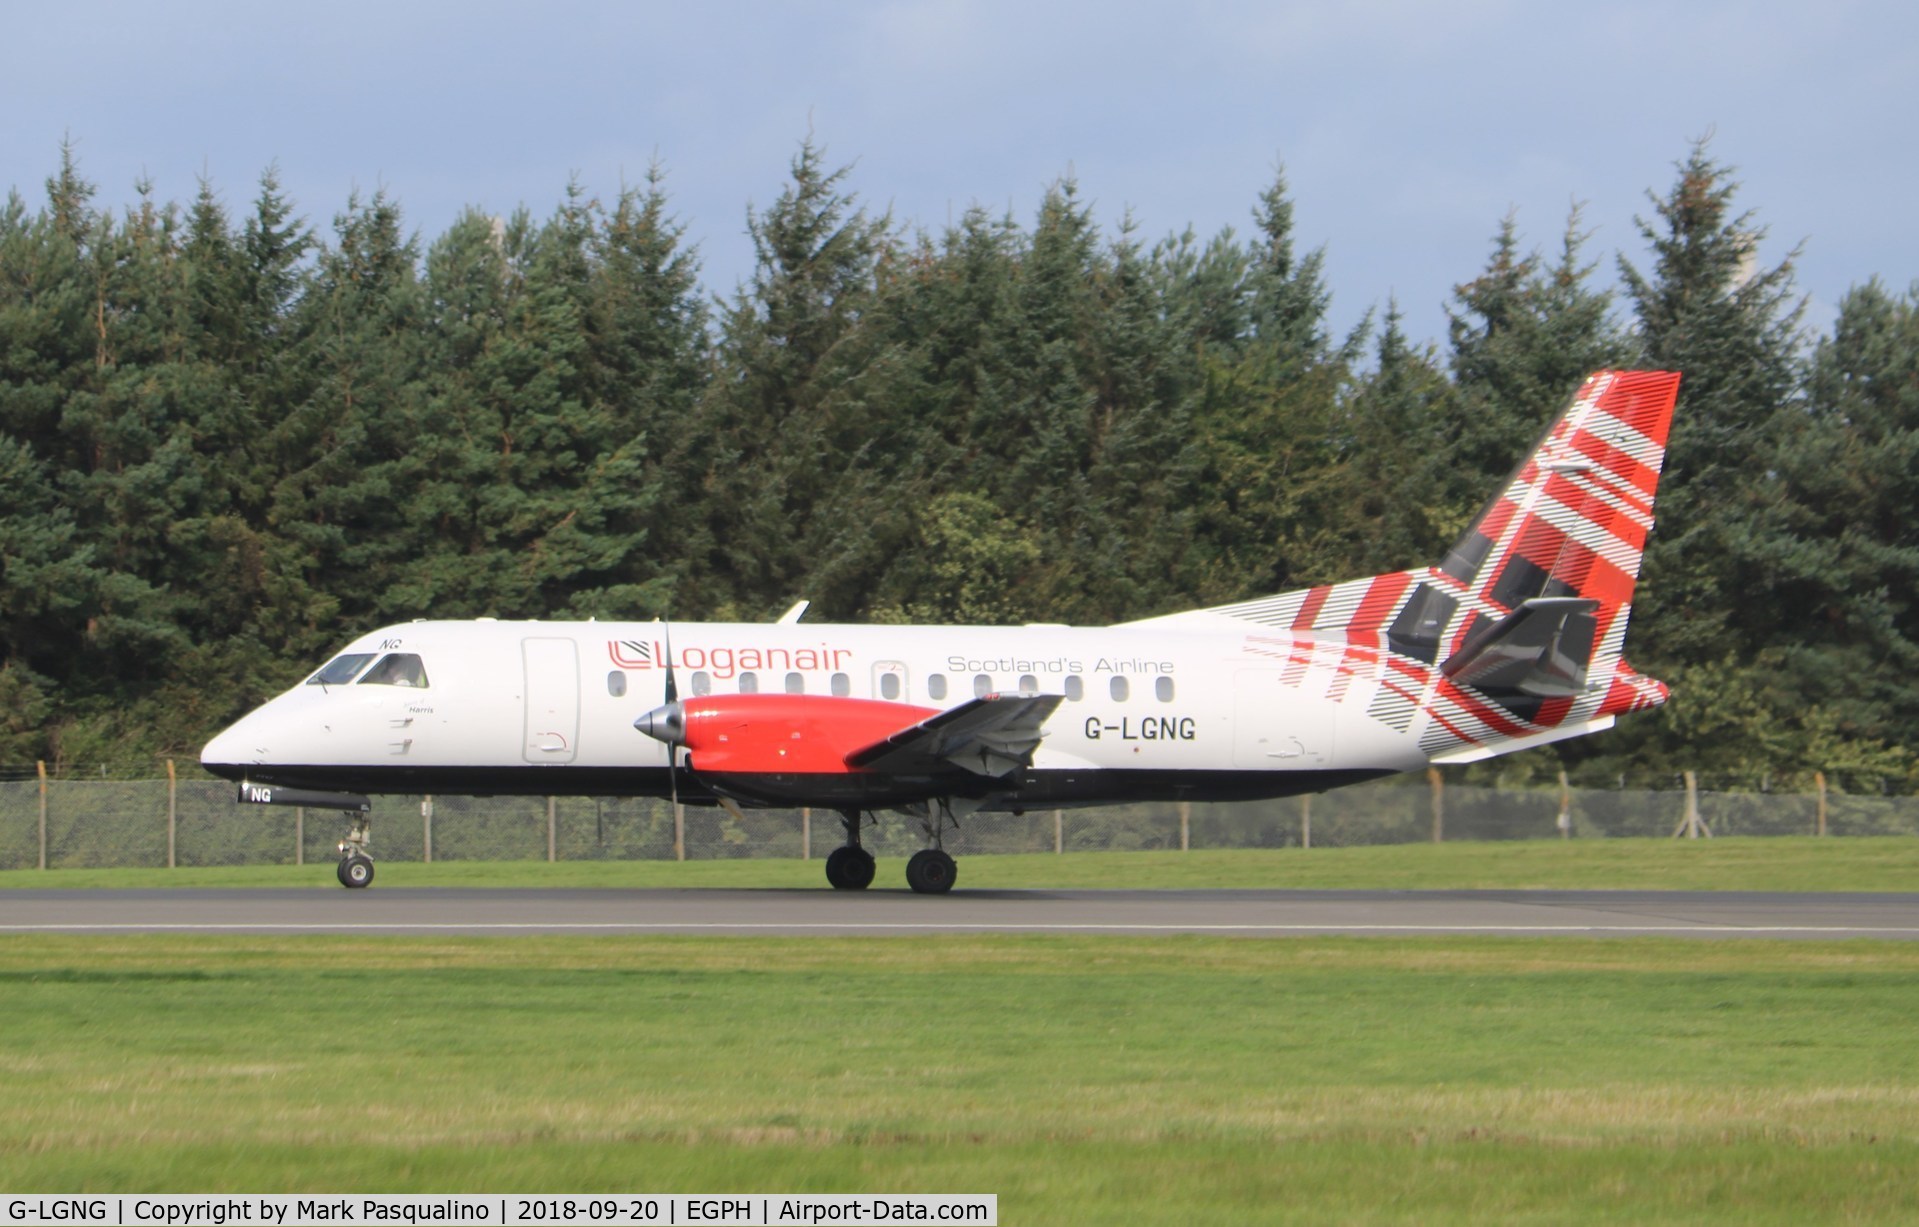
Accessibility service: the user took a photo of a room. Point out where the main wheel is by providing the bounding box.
[905,848,957,895]
[824,845,876,891]
[337,854,375,889]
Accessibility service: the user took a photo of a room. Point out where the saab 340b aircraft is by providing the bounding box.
[202,370,1681,893]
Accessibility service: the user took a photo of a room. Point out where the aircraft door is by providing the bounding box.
[523,638,580,763]
[1232,670,1333,769]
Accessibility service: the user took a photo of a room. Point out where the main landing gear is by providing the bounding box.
[908,799,959,895]
[905,848,956,894]
[336,812,375,889]
[825,809,877,891]
[822,807,960,895]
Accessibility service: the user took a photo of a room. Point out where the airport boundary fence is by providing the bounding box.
[1,768,1915,870]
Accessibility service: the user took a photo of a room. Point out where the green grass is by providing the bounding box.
[5,835,1919,892]
[3,935,1919,1223]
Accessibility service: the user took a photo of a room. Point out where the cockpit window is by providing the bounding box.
[308,653,376,686]
[357,653,430,688]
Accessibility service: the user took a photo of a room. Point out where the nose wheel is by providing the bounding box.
[336,813,375,889]
[336,853,375,888]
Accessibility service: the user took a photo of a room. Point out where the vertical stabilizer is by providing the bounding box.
[1439,370,1681,620]
[1142,370,1681,763]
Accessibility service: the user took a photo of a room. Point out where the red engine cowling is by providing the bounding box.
[678,694,938,776]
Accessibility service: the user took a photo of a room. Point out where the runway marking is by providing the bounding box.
[5,922,1919,935]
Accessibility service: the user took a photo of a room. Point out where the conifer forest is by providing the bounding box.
[2,138,1915,788]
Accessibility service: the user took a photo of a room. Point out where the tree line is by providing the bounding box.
[1,138,1914,788]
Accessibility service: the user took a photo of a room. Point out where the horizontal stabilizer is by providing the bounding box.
[1441,597,1598,698]
[846,693,1062,778]
[1429,717,1615,765]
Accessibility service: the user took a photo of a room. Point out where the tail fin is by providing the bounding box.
[1148,370,1681,762]
[1439,370,1680,621]
[1418,369,1681,756]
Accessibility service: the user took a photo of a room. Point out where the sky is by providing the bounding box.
[5,0,1916,348]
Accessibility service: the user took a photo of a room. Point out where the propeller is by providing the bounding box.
[634,621,688,814]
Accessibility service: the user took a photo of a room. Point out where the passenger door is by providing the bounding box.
[523,638,580,763]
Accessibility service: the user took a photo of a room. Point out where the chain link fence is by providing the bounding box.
[3,772,1915,871]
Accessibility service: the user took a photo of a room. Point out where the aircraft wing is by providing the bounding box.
[845,694,1063,779]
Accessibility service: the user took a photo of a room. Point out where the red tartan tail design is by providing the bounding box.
[1191,371,1681,758]
[1440,370,1679,620]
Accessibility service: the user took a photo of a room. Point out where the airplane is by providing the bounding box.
[201,370,1681,893]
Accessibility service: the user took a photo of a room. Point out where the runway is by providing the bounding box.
[3,887,1919,937]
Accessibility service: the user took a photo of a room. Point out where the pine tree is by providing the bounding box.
[1443,205,1634,558]
[685,140,893,618]
[1245,165,1332,363]
[1611,139,1808,775]
[271,188,426,628]
[1748,280,1919,783]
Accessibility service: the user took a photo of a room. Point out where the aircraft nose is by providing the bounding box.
[200,718,263,776]
[634,702,685,746]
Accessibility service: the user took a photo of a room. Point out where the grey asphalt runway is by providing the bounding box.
[2,887,1918,937]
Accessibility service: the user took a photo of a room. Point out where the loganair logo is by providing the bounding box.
[608,639,854,680]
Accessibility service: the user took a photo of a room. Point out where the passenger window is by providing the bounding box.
[973,674,993,698]
[739,671,759,694]
[927,674,947,701]
[1064,676,1084,702]
[831,672,851,697]
[1110,676,1129,702]
[358,653,429,688]
[607,671,627,697]
[880,672,902,701]
[785,672,805,695]
[1018,674,1038,693]
[1156,677,1175,702]
[692,670,712,696]
[308,653,375,686]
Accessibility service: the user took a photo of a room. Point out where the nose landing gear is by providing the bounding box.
[336,812,375,889]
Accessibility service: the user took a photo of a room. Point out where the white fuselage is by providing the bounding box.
[200,617,1437,806]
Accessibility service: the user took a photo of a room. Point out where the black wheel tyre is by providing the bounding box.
[824,845,876,891]
[905,849,957,895]
[339,855,375,889]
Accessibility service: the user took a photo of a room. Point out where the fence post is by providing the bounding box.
[1814,771,1828,837]
[166,759,177,869]
[1179,801,1191,852]
[1428,767,1444,843]
[37,760,48,871]
[1301,793,1311,849]
[1673,770,1710,839]
[422,795,434,863]
[295,807,304,866]
[1557,769,1572,840]
[802,807,811,861]
[1054,809,1063,856]
[547,796,557,862]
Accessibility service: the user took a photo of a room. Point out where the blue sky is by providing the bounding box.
[7,1,1915,347]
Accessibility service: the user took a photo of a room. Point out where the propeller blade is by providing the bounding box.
[662,620,680,813]
[662,621,678,706]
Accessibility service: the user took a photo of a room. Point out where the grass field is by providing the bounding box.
[4,934,1919,1223]
[6,834,1919,893]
